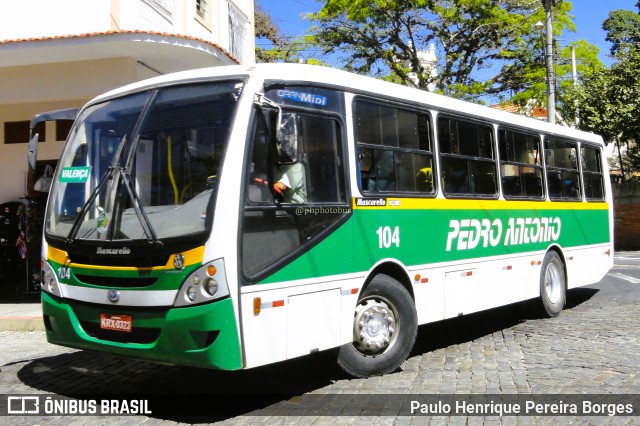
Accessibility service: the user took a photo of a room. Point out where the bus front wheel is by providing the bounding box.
[337,273,417,378]
[540,250,566,317]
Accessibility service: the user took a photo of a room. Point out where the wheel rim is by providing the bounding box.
[544,261,562,304]
[353,296,399,355]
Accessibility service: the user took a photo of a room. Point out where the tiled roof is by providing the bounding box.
[491,103,547,119]
[0,30,239,64]
[491,103,520,114]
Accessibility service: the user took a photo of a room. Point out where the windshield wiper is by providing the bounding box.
[66,166,113,243]
[66,134,128,243]
[119,167,162,247]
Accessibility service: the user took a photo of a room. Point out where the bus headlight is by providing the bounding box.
[175,258,229,307]
[205,278,218,296]
[41,259,64,298]
[186,286,197,301]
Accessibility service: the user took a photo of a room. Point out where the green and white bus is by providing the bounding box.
[41,64,613,377]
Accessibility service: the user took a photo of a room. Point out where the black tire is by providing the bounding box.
[540,250,566,317]
[337,273,417,378]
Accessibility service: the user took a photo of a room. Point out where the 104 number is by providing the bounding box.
[376,226,400,248]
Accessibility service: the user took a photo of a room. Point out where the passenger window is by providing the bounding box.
[545,138,581,200]
[581,145,605,201]
[499,129,543,199]
[439,117,497,197]
[355,99,434,195]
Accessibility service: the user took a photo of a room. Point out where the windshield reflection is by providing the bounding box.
[46,81,244,243]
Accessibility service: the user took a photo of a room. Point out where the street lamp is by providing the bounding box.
[536,0,556,124]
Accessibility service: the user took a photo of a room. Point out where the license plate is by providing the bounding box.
[100,313,132,332]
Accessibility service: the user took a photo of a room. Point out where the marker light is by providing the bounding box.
[207,265,217,276]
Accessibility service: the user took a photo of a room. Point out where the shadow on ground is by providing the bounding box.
[16,288,598,423]
[411,287,599,356]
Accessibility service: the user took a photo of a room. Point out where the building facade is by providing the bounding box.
[0,0,255,203]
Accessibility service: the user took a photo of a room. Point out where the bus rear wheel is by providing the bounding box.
[337,273,417,378]
[540,250,566,317]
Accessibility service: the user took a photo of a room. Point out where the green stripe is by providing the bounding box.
[260,207,610,284]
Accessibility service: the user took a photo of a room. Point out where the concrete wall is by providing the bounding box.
[0,0,255,65]
[0,0,112,39]
[613,182,640,251]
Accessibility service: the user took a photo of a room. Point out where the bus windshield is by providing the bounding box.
[46,80,244,242]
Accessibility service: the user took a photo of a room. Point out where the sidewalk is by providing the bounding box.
[0,294,44,331]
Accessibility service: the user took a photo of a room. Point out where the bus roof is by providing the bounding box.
[88,63,604,145]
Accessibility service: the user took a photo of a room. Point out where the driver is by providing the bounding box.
[273,162,306,203]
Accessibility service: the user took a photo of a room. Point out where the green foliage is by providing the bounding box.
[563,47,640,178]
[308,0,592,101]
[603,3,640,56]
[255,2,325,64]
[511,39,604,110]
[562,3,640,179]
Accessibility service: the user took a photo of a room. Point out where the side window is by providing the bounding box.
[242,109,349,280]
[498,129,543,199]
[439,117,497,197]
[356,99,434,194]
[581,145,605,201]
[545,138,581,200]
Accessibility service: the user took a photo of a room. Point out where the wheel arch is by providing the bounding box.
[362,260,414,301]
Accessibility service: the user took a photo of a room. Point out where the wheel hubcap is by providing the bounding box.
[353,297,398,355]
[544,262,562,304]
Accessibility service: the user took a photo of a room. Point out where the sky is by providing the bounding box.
[256,0,640,68]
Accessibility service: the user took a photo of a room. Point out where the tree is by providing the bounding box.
[308,0,581,101]
[603,1,640,56]
[510,39,604,110]
[562,4,640,179]
[563,47,640,179]
[254,2,289,62]
[255,2,323,64]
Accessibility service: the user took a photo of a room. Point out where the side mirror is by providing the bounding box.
[254,93,282,140]
[276,113,298,164]
[28,133,39,171]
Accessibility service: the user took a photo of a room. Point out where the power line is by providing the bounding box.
[289,0,320,11]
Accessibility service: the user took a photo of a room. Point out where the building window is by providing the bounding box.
[196,0,208,20]
[228,1,250,62]
[143,0,174,18]
[56,120,74,141]
[4,121,45,144]
[194,0,211,30]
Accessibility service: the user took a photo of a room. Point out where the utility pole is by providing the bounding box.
[571,45,579,127]
[543,0,555,124]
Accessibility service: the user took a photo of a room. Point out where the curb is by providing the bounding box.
[0,316,45,332]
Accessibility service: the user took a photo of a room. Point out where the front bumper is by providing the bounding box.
[41,291,242,370]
